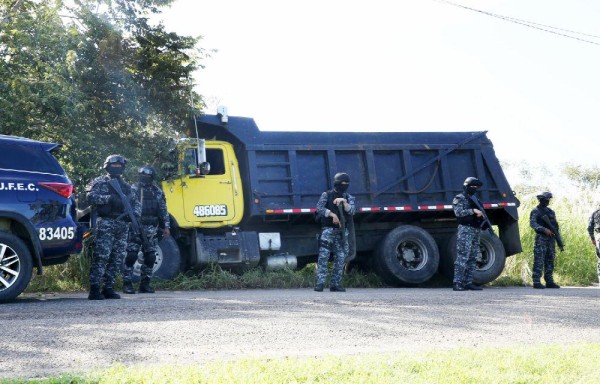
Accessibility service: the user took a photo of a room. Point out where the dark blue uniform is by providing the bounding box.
[452,193,481,288]
[315,190,355,289]
[87,176,140,293]
[586,209,600,284]
[529,205,559,286]
[124,182,170,284]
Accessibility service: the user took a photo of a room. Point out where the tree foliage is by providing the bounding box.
[0,0,206,187]
[561,164,600,189]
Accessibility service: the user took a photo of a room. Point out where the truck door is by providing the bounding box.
[180,144,242,227]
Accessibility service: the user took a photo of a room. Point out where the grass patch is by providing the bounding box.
[27,261,386,293]
[151,263,386,291]
[26,190,600,293]
[4,343,599,383]
[494,194,599,287]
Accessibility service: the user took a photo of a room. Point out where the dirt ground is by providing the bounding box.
[2,286,599,379]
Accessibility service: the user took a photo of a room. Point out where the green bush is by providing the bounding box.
[495,193,599,287]
[26,189,600,293]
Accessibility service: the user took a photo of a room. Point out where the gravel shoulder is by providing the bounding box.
[2,287,599,379]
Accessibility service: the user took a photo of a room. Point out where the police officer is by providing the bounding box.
[452,177,485,291]
[86,155,141,300]
[529,191,561,289]
[123,166,170,294]
[586,208,600,285]
[314,172,355,292]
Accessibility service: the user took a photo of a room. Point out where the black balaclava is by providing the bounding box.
[463,177,483,196]
[539,198,550,208]
[140,174,152,185]
[464,186,478,196]
[103,155,126,178]
[139,166,155,186]
[333,172,350,194]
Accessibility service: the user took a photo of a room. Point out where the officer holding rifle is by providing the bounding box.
[530,191,562,289]
[452,177,487,292]
[123,166,171,294]
[86,155,141,300]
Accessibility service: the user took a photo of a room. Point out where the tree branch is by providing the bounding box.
[1,0,25,25]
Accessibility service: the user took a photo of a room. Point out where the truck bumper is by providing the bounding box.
[193,230,261,269]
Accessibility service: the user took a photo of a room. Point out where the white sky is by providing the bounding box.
[158,0,600,168]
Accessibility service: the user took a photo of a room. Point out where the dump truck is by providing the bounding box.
[114,111,518,286]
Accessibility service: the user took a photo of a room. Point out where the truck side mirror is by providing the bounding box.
[199,161,211,175]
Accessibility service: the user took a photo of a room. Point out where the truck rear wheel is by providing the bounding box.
[374,225,439,285]
[441,231,506,284]
[0,231,33,303]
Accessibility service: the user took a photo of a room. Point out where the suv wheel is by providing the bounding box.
[0,231,33,303]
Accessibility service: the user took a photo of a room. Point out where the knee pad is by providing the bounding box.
[143,251,156,267]
[124,251,138,267]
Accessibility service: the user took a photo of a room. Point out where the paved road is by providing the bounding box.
[1,287,599,379]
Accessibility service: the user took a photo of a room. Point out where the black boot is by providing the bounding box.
[314,283,324,292]
[330,286,346,292]
[545,281,561,289]
[465,284,483,291]
[123,281,135,294]
[533,282,545,289]
[88,285,104,300]
[101,287,121,299]
[453,283,466,291]
[138,278,155,293]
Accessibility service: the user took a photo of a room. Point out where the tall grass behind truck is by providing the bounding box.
[143,113,522,286]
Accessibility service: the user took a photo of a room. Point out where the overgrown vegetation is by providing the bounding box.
[0,0,206,188]
[494,184,599,287]
[4,343,599,383]
[26,187,600,294]
[493,171,600,286]
[26,260,385,293]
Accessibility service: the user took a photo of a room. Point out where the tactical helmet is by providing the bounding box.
[138,165,156,178]
[333,172,351,185]
[536,191,553,200]
[463,177,483,187]
[103,154,127,176]
[139,165,156,185]
[104,154,127,167]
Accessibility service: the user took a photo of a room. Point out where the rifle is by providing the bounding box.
[541,214,564,252]
[337,200,347,242]
[108,179,151,252]
[467,194,495,236]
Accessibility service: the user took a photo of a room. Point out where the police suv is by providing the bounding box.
[0,135,82,302]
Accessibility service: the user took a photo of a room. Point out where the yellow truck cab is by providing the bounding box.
[162,140,244,229]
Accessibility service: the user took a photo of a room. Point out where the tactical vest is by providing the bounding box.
[456,194,484,227]
[139,184,160,222]
[321,190,351,228]
[97,177,132,218]
[533,206,557,228]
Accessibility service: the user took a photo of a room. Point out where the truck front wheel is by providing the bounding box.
[128,236,183,282]
[374,225,440,285]
[442,231,506,285]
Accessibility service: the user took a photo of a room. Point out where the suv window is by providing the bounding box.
[0,142,64,174]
